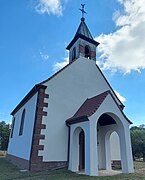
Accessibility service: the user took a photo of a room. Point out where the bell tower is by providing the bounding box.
[66,4,99,63]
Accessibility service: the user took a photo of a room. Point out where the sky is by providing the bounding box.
[0,0,145,126]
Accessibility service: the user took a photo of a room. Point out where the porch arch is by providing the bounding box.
[105,130,122,170]
[96,112,133,173]
[96,112,124,171]
[70,126,85,172]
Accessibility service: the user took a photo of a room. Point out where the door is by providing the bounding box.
[79,130,85,170]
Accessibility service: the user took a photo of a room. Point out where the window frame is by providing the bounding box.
[85,45,91,59]
[10,117,16,138]
[19,108,26,136]
[72,47,76,61]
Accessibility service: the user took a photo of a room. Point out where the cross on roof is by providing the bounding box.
[79,4,87,19]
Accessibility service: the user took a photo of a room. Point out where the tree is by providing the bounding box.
[0,121,11,150]
[130,125,145,161]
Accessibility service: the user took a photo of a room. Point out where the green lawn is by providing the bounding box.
[0,157,145,180]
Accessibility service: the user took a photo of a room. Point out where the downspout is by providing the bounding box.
[66,122,70,163]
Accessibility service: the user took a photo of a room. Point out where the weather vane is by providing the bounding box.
[79,4,87,19]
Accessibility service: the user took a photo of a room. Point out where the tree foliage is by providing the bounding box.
[130,125,145,161]
[0,121,11,150]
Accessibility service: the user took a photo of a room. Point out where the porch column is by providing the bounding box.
[99,127,112,170]
[98,127,106,169]
[68,127,79,172]
[118,125,134,173]
[105,133,112,170]
[85,121,98,176]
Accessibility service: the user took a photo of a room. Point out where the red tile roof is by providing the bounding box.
[66,90,132,125]
[73,91,109,118]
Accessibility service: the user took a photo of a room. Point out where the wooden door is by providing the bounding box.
[79,130,85,170]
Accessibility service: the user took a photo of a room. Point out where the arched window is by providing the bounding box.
[85,45,91,59]
[72,47,76,61]
[10,117,16,138]
[19,109,26,136]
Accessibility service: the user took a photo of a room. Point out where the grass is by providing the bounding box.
[0,157,145,180]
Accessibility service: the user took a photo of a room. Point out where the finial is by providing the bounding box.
[79,4,87,21]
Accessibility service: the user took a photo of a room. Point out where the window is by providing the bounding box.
[10,117,16,138]
[85,45,91,59]
[72,47,76,61]
[19,109,26,136]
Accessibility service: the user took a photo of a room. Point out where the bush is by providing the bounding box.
[0,151,6,156]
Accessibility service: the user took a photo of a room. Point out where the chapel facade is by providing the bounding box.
[7,6,134,176]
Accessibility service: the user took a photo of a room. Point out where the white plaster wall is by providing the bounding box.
[110,132,121,160]
[39,57,122,161]
[7,93,38,160]
[68,120,98,176]
[89,94,134,173]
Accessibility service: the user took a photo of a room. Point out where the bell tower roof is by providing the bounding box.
[66,4,99,62]
[74,17,93,40]
[66,4,99,50]
[66,18,99,50]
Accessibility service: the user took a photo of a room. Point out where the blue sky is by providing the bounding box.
[0,0,145,126]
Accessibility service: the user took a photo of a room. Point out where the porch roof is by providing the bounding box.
[66,90,132,125]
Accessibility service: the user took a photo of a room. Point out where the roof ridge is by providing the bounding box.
[86,91,110,117]
[88,90,109,101]
[67,90,132,125]
[72,91,110,119]
[72,98,88,117]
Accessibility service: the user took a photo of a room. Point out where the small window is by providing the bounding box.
[72,47,76,61]
[19,109,26,136]
[85,46,91,59]
[10,117,16,138]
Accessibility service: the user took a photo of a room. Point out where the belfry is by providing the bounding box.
[66,4,99,62]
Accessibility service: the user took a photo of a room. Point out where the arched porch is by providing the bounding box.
[66,91,134,176]
[97,113,122,171]
[67,111,134,176]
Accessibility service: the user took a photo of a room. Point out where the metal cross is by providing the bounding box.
[79,4,87,18]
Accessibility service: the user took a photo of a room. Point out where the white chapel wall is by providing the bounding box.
[39,57,123,161]
[7,93,38,160]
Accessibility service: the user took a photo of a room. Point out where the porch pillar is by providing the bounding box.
[85,121,98,176]
[119,125,134,173]
[99,127,112,170]
[68,127,80,172]
[105,133,112,170]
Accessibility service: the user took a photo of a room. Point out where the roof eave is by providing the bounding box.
[95,64,125,108]
[11,84,47,116]
[66,34,100,50]
[66,115,89,125]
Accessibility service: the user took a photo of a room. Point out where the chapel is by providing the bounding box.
[7,5,134,176]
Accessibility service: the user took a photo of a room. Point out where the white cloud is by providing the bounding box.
[40,52,49,61]
[114,91,126,103]
[96,0,145,73]
[53,51,69,72]
[35,0,64,16]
